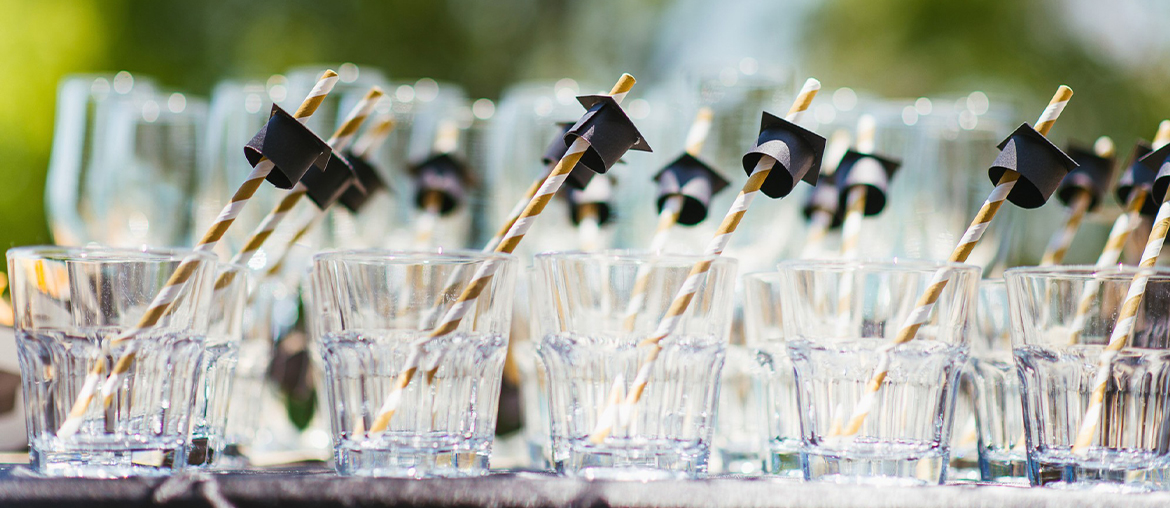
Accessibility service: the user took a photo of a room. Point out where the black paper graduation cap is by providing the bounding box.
[302,153,363,210]
[244,105,333,189]
[1117,142,1156,216]
[409,153,471,215]
[563,95,652,188]
[741,112,826,199]
[802,180,844,228]
[566,175,615,226]
[988,123,1078,209]
[653,153,731,226]
[1057,144,1116,211]
[834,150,901,216]
[1143,143,1170,205]
[338,152,390,213]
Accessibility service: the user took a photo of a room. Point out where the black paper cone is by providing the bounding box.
[803,181,845,228]
[654,153,731,226]
[339,153,389,213]
[410,153,470,215]
[564,95,651,188]
[834,150,901,216]
[244,105,333,189]
[1143,144,1170,204]
[988,123,1077,209]
[1057,144,1116,211]
[567,176,615,226]
[303,153,361,210]
[1117,142,1156,216]
[741,112,826,199]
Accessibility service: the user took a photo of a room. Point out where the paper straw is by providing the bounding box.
[413,192,443,248]
[619,108,716,331]
[1071,125,1170,453]
[590,78,822,442]
[839,115,876,259]
[1039,191,1091,265]
[832,85,1074,439]
[366,74,639,434]
[56,70,341,438]
[577,203,603,251]
[801,129,852,258]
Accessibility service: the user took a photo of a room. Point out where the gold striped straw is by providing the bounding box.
[56,69,341,438]
[1040,136,1109,266]
[366,74,639,435]
[414,120,461,248]
[839,115,877,259]
[1071,123,1170,454]
[268,116,398,279]
[1066,125,1169,345]
[621,107,716,331]
[590,78,822,442]
[801,129,853,258]
[830,85,1074,439]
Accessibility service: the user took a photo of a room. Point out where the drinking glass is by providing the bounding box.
[779,259,979,485]
[187,263,248,468]
[8,246,217,477]
[311,249,516,477]
[534,251,737,480]
[1005,265,1170,491]
[969,278,1027,484]
[742,271,802,477]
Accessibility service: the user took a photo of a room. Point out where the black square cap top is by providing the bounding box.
[338,152,390,213]
[834,150,901,216]
[653,153,731,226]
[563,95,651,187]
[409,152,472,215]
[1058,144,1116,211]
[1117,141,1157,216]
[1142,143,1170,204]
[543,121,606,188]
[302,152,362,210]
[741,112,827,199]
[803,181,844,229]
[988,123,1077,209]
[244,105,334,189]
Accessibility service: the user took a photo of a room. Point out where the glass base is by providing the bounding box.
[555,438,708,480]
[716,447,765,476]
[978,450,1028,485]
[1030,453,1170,491]
[525,440,552,471]
[767,440,803,478]
[335,436,492,478]
[803,447,948,486]
[30,444,184,478]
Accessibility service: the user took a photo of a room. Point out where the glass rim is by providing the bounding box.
[1004,264,1170,280]
[743,270,782,282]
[777,257,980,274]
[313,248,515,266]
[6,245,216,264]
[534,249,738,268]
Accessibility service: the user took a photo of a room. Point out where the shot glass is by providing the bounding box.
[779,259,979,485]
[742,271,802,478]
[187,263,248,468]
[533,251,737,480]
[1005,266,1170,491]
[311,249,516,477]
[8,246,217,477]
[968,279,1027,484]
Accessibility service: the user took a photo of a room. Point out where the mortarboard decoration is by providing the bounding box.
[409,152,471,215]
[1058,143,1116,212]
[245,104,334,189]
[1117,141,1156,216]
[564,94,652,188]
[1145,143,1170,205]
[302,153,363,210]
[834,150,901,216]
[543,122,599,189]
[741,111,827,198]
[338,152,390,213]
[567,175,616,226]
[653,153,730,226]
[803,180,844,229]
[988,123,1078,209]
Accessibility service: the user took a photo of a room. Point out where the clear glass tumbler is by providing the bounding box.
[8,246,217,477]
[534,251,737,480]
[742,271,802,477]
[1005,265,1170,491]
[311,249,516,477]
[187,263,248,468]
[779,259,979,485]
[969,278,1027,484]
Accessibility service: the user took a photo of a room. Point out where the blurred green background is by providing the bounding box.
[4,0,1169,252]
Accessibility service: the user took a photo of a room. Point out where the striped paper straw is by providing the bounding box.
[56,70,341,438]
[366,74,639,434]
[1071,128,1170,453]
[620,107,715,331]
[801,129,852,258]
[1040,190,1092,265]
[833,85,1074,439]
[590,77,822,442]
[839,115,876,259]
[414,120,462,248]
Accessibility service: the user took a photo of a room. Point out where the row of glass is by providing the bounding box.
[10,246,1169,491]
